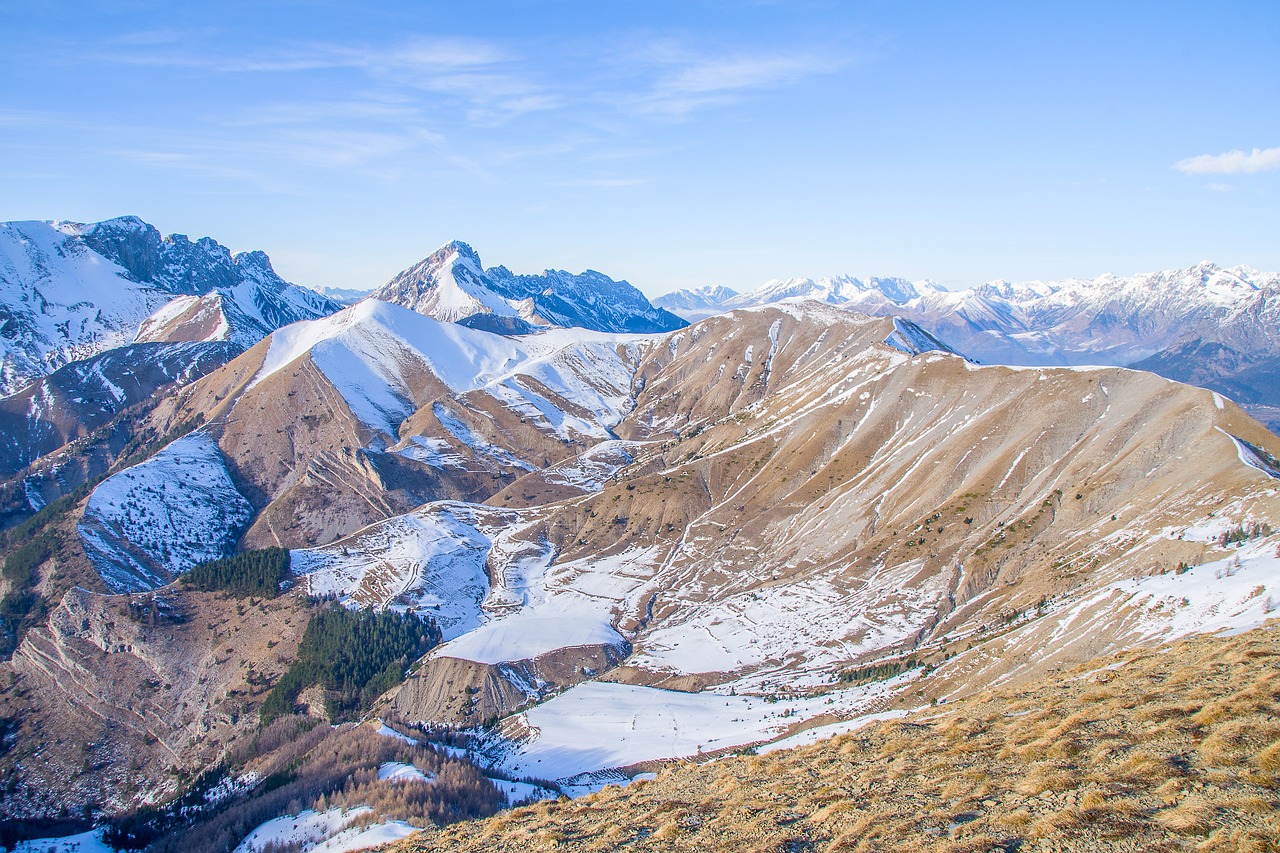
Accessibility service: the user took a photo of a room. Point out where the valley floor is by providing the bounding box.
[391,621,1280,853]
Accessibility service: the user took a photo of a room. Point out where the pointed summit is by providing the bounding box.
[372,240,516,324]
[371,241,687,333]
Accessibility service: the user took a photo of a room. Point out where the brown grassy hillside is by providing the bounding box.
[393,622,1280,853]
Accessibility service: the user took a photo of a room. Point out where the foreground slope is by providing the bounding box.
[395,622,1280,853]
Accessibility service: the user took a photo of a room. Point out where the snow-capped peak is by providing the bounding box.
[371,242,686,334]
[371,241,517,324]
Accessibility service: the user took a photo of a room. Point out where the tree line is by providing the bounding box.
[261,605,441,724]
[181,548,292,598]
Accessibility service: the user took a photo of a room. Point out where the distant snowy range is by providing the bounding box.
[655,263,1280,431]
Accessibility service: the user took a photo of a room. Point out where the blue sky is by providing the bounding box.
[2,1,1277,295]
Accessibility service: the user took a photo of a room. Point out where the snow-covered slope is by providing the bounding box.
[371,240,686,334]
[249,299,644,442]
[77,431,254,592]
[233,807,417,853]
[274,304,1280,793]
[293,501,629,665]
[0,216,339,397]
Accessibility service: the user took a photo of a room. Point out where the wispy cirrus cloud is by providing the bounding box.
[625,40,852,118]
[90,33,549,124]
[1175,146,1280,175]
[94,34,507,74]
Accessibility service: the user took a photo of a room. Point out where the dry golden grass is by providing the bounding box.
[391,623,1280,853]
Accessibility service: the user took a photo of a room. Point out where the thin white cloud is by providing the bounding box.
[1175,146,1280,175]
[666,54,837,94]
[95,35,506,74]
[628,40,850,118]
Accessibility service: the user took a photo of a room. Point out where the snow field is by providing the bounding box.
[10,829,114,853]
[486,673,918,788]
[232,807,417,853]
[377,762,434,784]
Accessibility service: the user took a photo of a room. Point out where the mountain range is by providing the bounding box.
[655,263,1280,429]
[0,217,1277,852]
[0,216,340,397]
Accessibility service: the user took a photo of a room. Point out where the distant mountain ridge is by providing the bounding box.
[0,216,341,397]
[657,262,1280,428]
[372,240,687,334]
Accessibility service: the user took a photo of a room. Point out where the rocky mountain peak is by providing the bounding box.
[373,241,686,334]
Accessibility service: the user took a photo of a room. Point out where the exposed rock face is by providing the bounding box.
[392,642,630,726]
[0,340,238,479]
[3,586,308,817]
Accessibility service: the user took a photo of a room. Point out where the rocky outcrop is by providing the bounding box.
[392,641,630,726]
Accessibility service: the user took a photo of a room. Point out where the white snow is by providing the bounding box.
[291,503,494,634]
[486,673,916,788]
[249,300,645,439]
[234,808,418,853]
[374,722,420,745]
[630,561,946,688]
[78,432,253,592]
[377,762,434,784]
[1058,539,1280,645]
[757,709,912,753]
[203,771,261,806]
[396,435,469,469]
[488,778,559,805]
[437,610,625,666]
[297,503,635,665]
[539,440,639,492]
[0,220,174,395]
[11,829,114,853]
[436,523,629,665]
[882,317,950,356]
[1223,430,1280,479]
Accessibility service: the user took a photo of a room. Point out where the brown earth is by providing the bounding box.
[0,585,312,817]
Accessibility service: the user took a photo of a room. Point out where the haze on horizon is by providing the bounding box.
[1,0,1277,297]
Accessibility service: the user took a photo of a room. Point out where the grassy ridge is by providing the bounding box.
[394,623,1280,853]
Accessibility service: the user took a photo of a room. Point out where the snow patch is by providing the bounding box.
[11,829,113,853]
[377,762,434,784]
[291,503,494,635]
[233,807,417,853]
[78,432,253,593]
